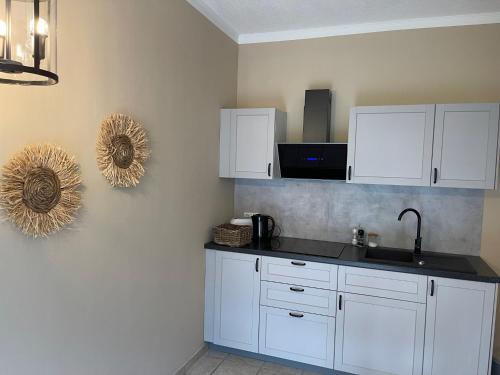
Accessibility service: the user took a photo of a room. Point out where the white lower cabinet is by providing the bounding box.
[334,293,426,375]
[213,251,261,353]
[259,306,335,368]
[423,277,497,375]
[205,251,498,375]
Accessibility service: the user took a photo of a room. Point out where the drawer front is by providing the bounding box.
[259,306,335,369]
[338,266,428,303]
[261,281,336,317]
[262,256,338,290]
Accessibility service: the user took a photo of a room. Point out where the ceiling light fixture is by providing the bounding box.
[0,0,57,86]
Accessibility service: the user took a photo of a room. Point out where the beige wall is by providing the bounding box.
[238,24,500,356]
[0,0,237,374]
[238,24,500,142]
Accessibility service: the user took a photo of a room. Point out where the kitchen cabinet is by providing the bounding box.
[204,249,498,374]
[219,108,287,179]
[432,104,500,189]
[334,292,425,375]
[347,103,500,189]
[212,251,261,352]
[259,306,335,368]
[423,277,497,375]
[347,105,436,187]
[204,249,216,342]
[259,258,338,368]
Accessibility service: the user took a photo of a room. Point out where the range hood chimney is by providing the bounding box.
[278,89,347,180]
[303,89,332,143]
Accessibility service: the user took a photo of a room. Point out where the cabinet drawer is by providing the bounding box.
[261,281,336,317]
[259,306,335,368]
[261,256,338,290]
[338,266,427,303]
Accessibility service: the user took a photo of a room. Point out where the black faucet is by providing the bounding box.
[398,208,422,255]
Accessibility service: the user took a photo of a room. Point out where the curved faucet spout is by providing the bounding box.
[398,208,422,255]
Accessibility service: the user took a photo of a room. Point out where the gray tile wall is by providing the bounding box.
[234,179,485,255]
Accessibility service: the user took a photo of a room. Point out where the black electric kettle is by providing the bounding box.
[251,214,276,242]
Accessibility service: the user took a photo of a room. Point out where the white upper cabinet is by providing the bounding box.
[423,277,497,375]
[432,104,500,189]
[347,103,500,189]
[347,105,436,186]
[213,251,261,353]
[219,108,287,179]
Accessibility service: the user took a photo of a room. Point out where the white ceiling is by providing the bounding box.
[186,0,500,44]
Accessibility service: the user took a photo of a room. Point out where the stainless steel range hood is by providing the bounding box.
[303,89,332,142]
[278,89,348,180]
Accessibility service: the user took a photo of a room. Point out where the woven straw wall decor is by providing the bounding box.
[96,114,150,187]
[0,144,82,237]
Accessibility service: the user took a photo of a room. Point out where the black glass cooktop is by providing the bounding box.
[255,237,346,259]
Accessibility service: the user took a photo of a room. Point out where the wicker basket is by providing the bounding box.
[213,224,252,247]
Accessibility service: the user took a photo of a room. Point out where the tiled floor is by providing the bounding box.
[185,350,320,375]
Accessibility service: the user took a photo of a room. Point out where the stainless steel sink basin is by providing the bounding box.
[364,247,414,263]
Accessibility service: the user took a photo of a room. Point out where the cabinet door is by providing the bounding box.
[230,109,275,179]
[259,306,335,368]
[347,105,435,186]
[423,278,496,375]
[432,104,500,189]
[213,251,261,352]
[334,293,425,375]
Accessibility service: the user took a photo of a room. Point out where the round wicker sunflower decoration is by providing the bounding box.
[0,144,82,237]
[96,114,150,187]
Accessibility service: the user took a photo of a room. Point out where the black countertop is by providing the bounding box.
[205,237,500,283]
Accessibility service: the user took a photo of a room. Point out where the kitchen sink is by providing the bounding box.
[364,247,414,263]
[362,247,477,274]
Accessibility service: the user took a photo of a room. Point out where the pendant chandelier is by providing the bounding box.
[0,0,57,86]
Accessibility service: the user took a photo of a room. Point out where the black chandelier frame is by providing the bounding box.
[0,0,58,85]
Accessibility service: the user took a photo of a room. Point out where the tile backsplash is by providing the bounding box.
[234,179,485,255]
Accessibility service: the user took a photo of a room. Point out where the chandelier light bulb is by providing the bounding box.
[30,17,49,36]
[0,20,6,38]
